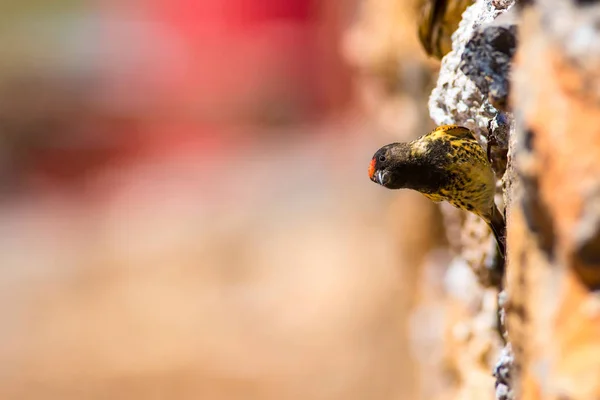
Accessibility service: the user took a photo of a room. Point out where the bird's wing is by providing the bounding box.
[432,125,477,140]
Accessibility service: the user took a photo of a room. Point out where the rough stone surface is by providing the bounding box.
[460,23,517,111]
[493,344,515,400]
[486,112,511,177]
[507,1,600,399]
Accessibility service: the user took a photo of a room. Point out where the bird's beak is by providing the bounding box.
[376,170,388,186]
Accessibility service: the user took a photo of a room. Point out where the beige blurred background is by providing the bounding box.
[0,1,447,399]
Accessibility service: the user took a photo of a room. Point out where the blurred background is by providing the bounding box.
[0,1,452,399]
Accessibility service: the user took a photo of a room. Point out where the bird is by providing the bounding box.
[417,0,474,59]
[368,124,505,257]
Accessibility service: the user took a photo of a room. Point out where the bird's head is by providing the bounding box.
[368,143,413,189]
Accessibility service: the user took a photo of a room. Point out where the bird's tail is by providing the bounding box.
[487,204,506,258]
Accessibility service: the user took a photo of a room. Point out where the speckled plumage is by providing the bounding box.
[369,125,505,256]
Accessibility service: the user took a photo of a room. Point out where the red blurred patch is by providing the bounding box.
[368,158,376,180]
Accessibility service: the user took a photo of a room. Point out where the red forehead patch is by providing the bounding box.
[368,158,376,179]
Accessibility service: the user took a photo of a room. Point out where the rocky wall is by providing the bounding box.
[348,0,600,398]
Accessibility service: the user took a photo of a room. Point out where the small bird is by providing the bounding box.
[369,125,505,256]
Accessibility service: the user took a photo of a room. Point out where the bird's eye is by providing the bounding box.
[379,155,386,162]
